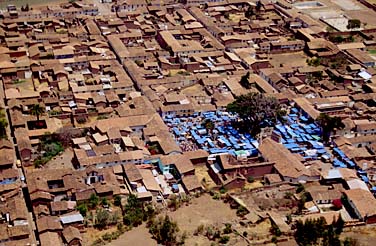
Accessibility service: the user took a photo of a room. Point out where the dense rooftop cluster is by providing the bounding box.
[1,0,376,245]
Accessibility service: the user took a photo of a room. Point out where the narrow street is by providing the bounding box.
[91,0,113,16]
[0,79,36,243]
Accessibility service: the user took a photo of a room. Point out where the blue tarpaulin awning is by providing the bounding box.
[361,175,369,183]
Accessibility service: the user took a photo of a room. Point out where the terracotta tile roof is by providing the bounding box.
[259,138,310,179]
[344,189,376,219]
[36,216,63,233]
[62,226,82,244]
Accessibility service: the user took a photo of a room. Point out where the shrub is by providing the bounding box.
[247,176,254,183]
[148,215,180,245]
[76,117,87,124]
[77,203,88,216]
[102,232,113,241]
[135,60,144,66]
[95,209,111,229]
[219,235,230,244]
[236,206,248,217]
[212,192,221,200]
[271,223,282,236]
[114,195,122,207]
[207,226,221,240]
[272,236,278,243]
[219,187,227,194]
[296,183,305,193]
[111,211,121,224]
[223,223,232,234]
[284,192,293,199]
[89,194,99,209]
[167,195,180,211]
[101,197,109,206]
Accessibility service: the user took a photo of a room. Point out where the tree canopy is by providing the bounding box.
[123,194,144,227]
[95,208,111,229]
[227,92,285,136]
[256,0,262,11]
[89,193,99,209]
[294,216,346,246]
[202,118,215,131]
[148,215,184,246]
[76,203,88,216]
[0,116,8,139]
[240,71,251,89]
[317,113,345,143]
[347,19,361,29]
[245,6,254,19]
[30,104,44,121]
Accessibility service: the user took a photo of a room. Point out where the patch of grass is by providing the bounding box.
[177,70,191,76]
[49,110,62,116]
[34,133,64,167]
[13,79,26,84]
[368,49,376,55]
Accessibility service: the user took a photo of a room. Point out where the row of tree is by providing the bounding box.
[120,194,185,245]
[294,216,345,246]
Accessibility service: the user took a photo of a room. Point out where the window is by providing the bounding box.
[47,179,64,189]
[90,176,96,184]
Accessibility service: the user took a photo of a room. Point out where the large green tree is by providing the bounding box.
[89,193,99,209]
[240,71,251,89]
[95,208,111,229]
[294,216,347,246]
[0,117,8,139]
[149,215,182,246]
[347,19,361,29]
[295,217,327,245]
[202,119,215,131]
[30,104,44,121]
[317,113,345,143]
[227,92,284,136]
[123,194,144,227]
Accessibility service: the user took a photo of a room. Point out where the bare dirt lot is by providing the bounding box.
[84,227,118,246]
[243,220,274,243]
[107,194,241,246]
[104,193,280,246]
[169,194,238,232]
[268,52,309,68]
[181,84,207,97]
[169,193,250,245]
[341,225,376,246]
[194,165,217,190]
[44,148,74,170]
[107,224,157,246]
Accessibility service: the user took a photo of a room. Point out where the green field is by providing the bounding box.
[0,0,65,9]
